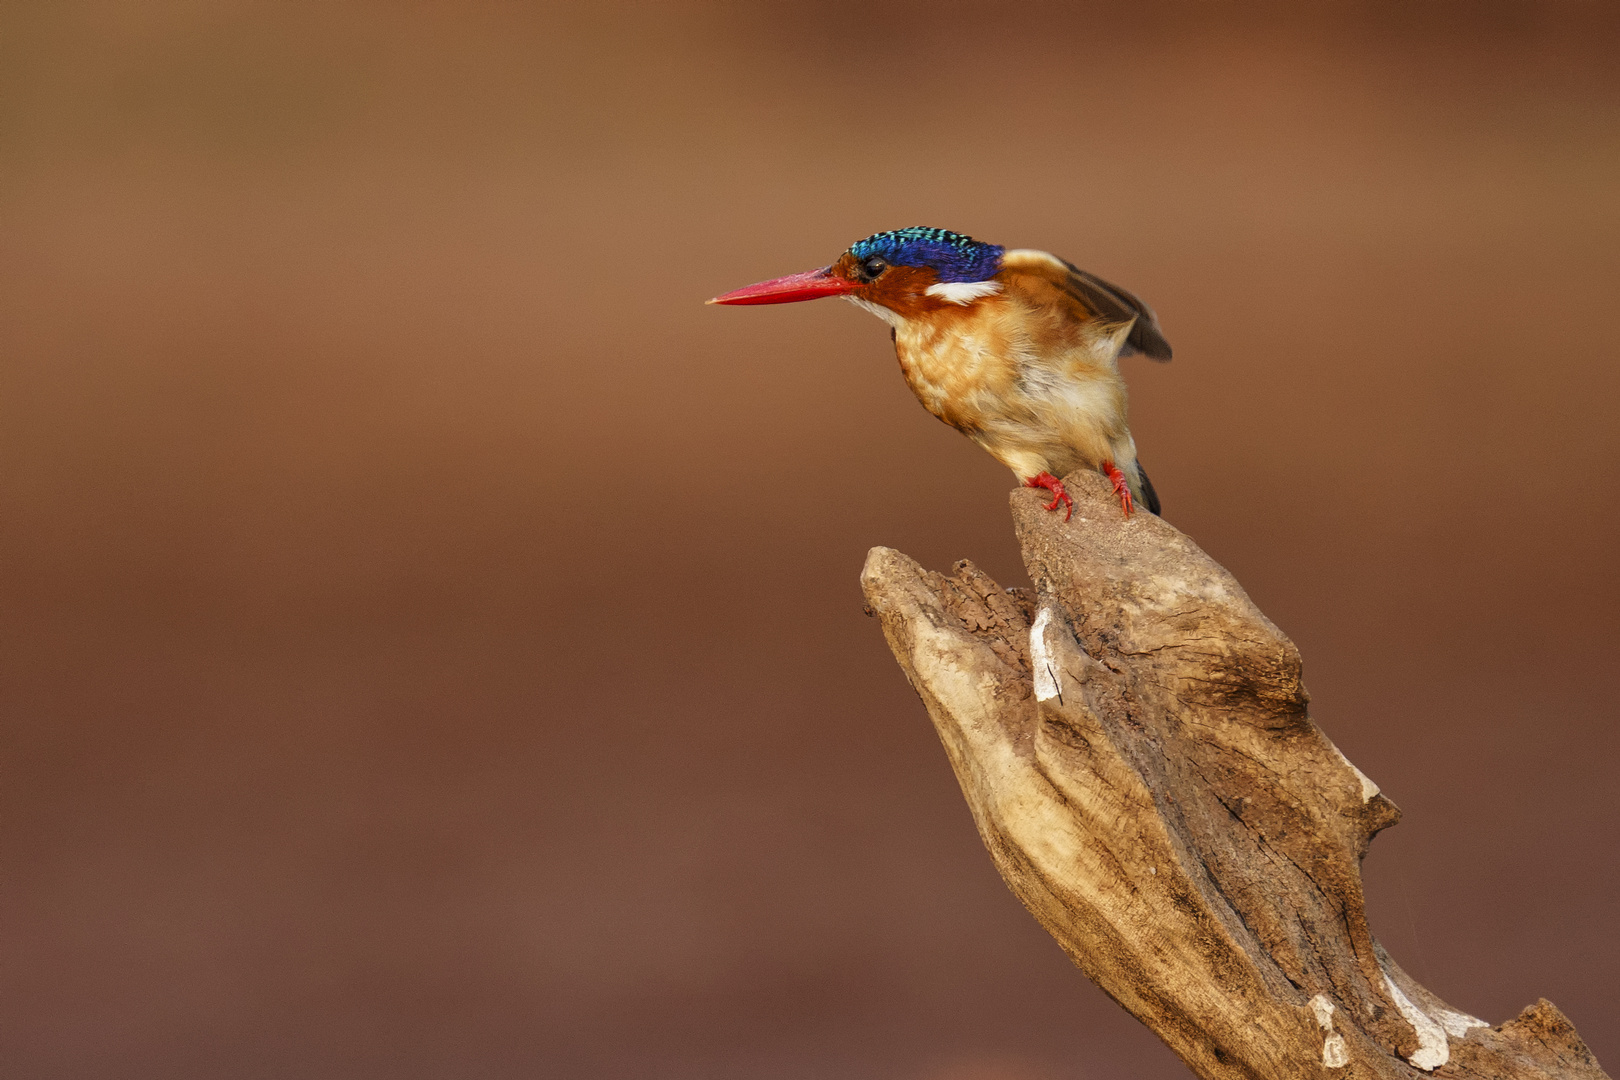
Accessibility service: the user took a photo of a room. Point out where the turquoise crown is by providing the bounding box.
[848,227,1003,283]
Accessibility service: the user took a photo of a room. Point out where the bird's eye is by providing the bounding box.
[861,257,887,279]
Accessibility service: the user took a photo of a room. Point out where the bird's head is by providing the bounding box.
[708,227,1006,321]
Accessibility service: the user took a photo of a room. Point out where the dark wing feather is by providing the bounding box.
[1059,261,1173,361]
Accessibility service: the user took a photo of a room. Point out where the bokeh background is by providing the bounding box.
[4,3,1618,1078]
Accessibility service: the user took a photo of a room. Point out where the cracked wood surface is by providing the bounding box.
[860,469,1608,1080]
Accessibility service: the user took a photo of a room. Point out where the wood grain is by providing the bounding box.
[861,469,1609,1080]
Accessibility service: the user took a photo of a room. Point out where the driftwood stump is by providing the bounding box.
[860,469,1608,1080]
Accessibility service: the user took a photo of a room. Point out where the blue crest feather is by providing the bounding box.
[849,227,1003,283]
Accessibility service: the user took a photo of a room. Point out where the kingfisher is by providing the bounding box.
[709,227,1170,519]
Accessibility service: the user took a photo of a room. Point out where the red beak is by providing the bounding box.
[707,266,863,306]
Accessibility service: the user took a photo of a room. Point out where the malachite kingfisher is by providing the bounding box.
[709,227,1170,519]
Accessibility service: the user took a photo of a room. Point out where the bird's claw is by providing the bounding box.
[1023,472,1073,521]
[1102,461,1134,517]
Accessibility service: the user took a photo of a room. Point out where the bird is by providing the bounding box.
[708,226,1171,519]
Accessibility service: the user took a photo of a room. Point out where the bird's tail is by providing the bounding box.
[1136,461,1162,517]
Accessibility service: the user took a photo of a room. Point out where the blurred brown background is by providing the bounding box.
[3,2,1617,1078]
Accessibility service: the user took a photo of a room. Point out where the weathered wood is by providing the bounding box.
[860,469,1608,1080]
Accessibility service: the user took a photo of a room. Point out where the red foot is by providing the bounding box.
[1023,472,1073,520]
[1102,460,1134,517]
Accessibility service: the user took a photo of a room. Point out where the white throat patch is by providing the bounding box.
[924,280,1003,305]
[843,295,904,326]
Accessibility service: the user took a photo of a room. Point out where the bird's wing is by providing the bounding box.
[1001,249,1173,361]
